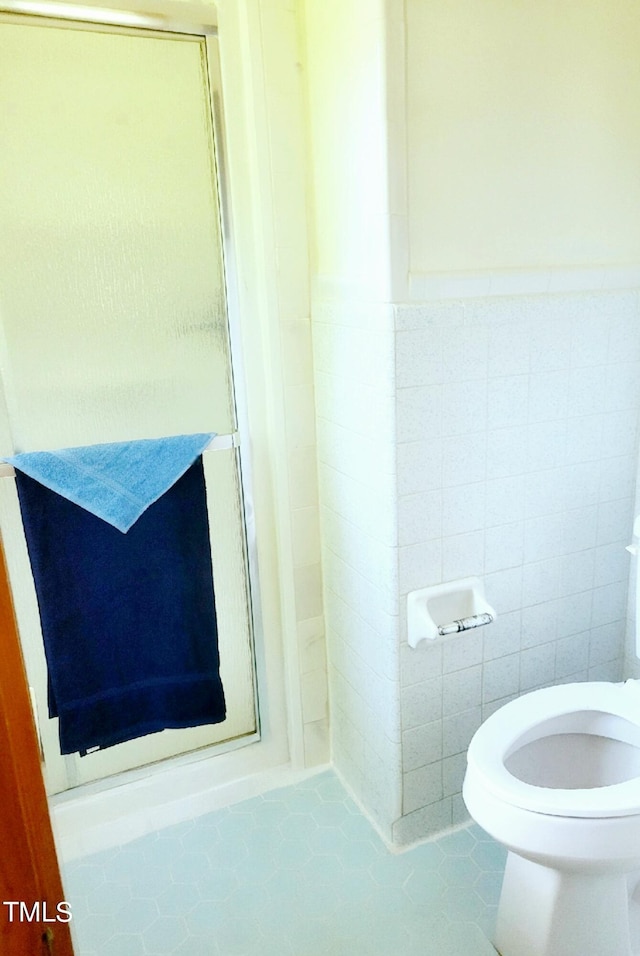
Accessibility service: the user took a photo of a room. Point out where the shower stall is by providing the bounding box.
[0,12,259,795]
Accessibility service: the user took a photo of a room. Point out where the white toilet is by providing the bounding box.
[463,680,640,956]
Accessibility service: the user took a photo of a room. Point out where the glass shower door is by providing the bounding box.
[0,17,257,792]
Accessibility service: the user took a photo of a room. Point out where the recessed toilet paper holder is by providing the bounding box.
[407,577,496,649]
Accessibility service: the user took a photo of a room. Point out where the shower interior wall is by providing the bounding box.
[304,0,640,845]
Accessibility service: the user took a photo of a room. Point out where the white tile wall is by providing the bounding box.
[395,288,640,840]
[313,300,402,840]
[314,285,640,847]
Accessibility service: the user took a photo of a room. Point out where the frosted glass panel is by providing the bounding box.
[0,20,258,793]
[0,21,234,452]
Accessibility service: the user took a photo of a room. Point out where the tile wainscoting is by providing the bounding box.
[313,286,640,845]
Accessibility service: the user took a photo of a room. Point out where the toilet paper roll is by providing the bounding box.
[437,612,494,637]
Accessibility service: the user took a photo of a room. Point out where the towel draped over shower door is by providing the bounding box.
[9,436,226,756]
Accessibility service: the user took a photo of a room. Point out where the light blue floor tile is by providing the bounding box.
[404,866,447,905]
[229,854,278,886]
[180,823,224,854]
[277,788,323,814]
[262,866,300,904]
[477,904,499,940]
[212,916,263,955]
[311,800,352,827]
[86,881,131,918]
[65,890,89,923]
[315,773,350,800]
[170,850,211,884]
[301,852,344,885]
[64,862,106,898]
[73,912,119,951]
[281,810,318,838]
[340,809,378,839]
[437,827,479,856]
[441,883,487,922]
[426,919,499,955]
[475,870,504,905]
[246,799,290,827]
[173,935,218,956]
[155,820,195,841]
[368,852,414,888]
[99,933,145,956]
[62,770,501,956]
[140,837,180,871]
[224,882,271,918]
[115,896,158,934]
[472,838,508,871]
[404,839,446,870]
[242,824,283,857]
[156,882,198,919]
[196,866,238,903]
[272,835,313,868]
[142,915,188,954]
[439,853,482,885]
[184,900,225,936]
[229,796,265,815]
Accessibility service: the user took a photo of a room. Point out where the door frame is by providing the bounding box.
[0,538,75,955]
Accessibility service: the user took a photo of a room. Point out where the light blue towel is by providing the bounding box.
[5,433,215,532]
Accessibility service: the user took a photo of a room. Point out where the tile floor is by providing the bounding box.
[62,771,505,955]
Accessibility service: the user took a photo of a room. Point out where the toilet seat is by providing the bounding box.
[467,681,640,818]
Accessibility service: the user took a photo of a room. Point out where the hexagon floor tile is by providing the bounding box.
[62,771,504,955]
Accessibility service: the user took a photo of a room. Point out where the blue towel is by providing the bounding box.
[13,453,226,755]
[6,433,215,532]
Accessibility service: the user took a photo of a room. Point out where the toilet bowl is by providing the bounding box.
[463,680,640,956]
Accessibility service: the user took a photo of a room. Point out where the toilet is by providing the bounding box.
[463,680,640,956]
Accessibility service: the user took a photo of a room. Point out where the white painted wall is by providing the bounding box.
[406,0,640,276]
[302,0,395,300]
